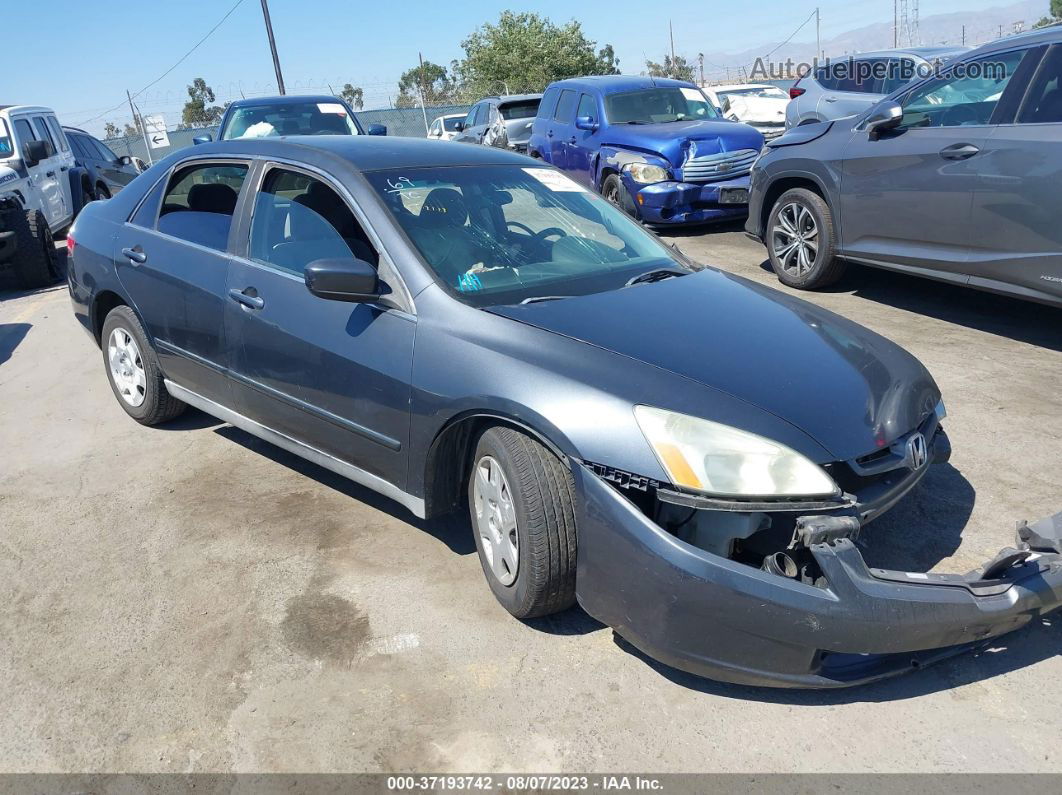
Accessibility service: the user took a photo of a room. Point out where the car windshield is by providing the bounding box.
[604,87,720,124]
[0,120,12,159]
[718,86,788,101]
[443,116,463,131]
[499,100,540,120]
[222,101,359,139]
[365,165,686,307]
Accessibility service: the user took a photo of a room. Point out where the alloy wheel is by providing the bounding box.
[107,327,147,407]
[771,202,819,277]
[472,455,519,586]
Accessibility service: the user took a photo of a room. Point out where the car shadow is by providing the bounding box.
[756,258,1062,353]
[656,218,749,238]
[0,323,31,366]
[613,614,1059,704]
[153,406,225,431]
[0,246,69,298]
[210,424,477,556]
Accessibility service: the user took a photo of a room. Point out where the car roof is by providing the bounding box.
[188,134,536,171]
[708,83,781,92]
[0,105,57,115]
[494,93,543,104]
[546,75,698,94]
[960,23,1062,54]
[827,46,969,62]
[225,94,349,109]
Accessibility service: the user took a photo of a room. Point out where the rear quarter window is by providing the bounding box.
[538,88,560,119]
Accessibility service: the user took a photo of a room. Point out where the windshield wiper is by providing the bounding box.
[519,295,571,304]
[624,268,689,287]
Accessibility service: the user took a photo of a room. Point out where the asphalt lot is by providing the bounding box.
[1,230,1060,774]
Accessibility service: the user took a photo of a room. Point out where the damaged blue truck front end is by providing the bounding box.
[529,75,764,225]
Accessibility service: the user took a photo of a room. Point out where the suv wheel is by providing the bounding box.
[467,426,577,619]
[601,173,639,221]
[10,209,58,289]
[101,306,186,425]
[766,188,845,290]
[95,184,111,201]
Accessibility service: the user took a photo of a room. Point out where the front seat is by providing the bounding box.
[407,188,478,284]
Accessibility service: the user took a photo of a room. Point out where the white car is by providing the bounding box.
[426,113,465,141]
[0,105,90,288]
[702,84,789,140]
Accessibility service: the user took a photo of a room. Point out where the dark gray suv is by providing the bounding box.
[747,27,1062,308]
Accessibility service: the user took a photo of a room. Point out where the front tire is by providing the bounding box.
[101,306,186,425]
[766,188,845,289]
[601,173,639,221]
[467,426,578,619]
[95,184,111,201]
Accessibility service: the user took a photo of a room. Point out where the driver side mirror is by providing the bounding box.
[865,100,903,139]
[119,155,132,166]
[22,139,52,167]
[367,123,387,136]
[453,121,465,132]
[575,115,599,131]
[192,134,212,145]
[305,257,380,303]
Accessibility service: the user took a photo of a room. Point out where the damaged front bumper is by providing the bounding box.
[627,173,751,225]
[573,462,1062,688]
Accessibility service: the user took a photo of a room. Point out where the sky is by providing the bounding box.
[7,0,1022,136]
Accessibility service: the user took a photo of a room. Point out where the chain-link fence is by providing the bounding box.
[102,104,473,163]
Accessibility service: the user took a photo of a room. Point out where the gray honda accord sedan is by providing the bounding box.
[67,136,1062,688]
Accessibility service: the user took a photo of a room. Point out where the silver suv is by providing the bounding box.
[785,47,968,127]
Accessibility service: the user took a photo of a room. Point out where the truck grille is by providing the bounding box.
[681,148,759,183]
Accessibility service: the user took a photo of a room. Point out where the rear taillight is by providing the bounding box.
[66,234,75,257]
[789,83,806,100]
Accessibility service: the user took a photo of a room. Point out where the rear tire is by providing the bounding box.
[10,209,57,289]
[95,184,111,201]
[467,426,578,619]
[766,188,846,290]
[101,305,186,426]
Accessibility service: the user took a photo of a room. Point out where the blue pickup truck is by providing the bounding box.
[528,76,764,225]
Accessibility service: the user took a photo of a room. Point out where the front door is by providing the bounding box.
[838,48,1033,274]
[225,164,414,489]
[114,160,250,404]
[567,93,599,188]
[13,116,65,229]
[547,89,577,170]
[966,42,1062,302]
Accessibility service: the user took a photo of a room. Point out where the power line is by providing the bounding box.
[72,0,248,126]
[762,10,819,60]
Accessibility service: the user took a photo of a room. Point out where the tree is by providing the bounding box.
[645,54,696,83]
[1054,0,1062,18]
[455,11,619,98]
[339,83,364,110]
[123,121,141,138]
[103,122,121,139]
[181,78,225,128]
[395,61,456,108]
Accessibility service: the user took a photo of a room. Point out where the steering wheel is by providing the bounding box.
[506,221,568,242]
[941,103,980,127]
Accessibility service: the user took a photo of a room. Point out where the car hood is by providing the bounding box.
[601,119,764,167]
[725,96,788,124]
[488,269,939,462]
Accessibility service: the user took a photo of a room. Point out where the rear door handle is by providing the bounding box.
[546,129,554,138]
[824,97,838,103]
[229,288,264,310]
[940,143,980,160]
[568,136,577,144]
[121,246,147,264]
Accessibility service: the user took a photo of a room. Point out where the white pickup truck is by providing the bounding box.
[0,105,93,288]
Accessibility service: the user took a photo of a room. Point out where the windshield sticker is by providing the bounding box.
[680,87,704,102]
[457,272,483,292]
[383,176,422,200]
[522,168,587,192]
[317,102,348,115]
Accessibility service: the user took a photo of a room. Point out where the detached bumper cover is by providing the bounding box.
[626,173,751,225]
[573,462,1062,688]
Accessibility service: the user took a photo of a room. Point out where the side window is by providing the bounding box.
[880,59,915,95]
[429,119,440,136]
[814,66,838,91]
[14,119,37,145]
[834,59,884,93]
[900,49,1028,128]
[249,168,378,277]
[91,137,119,162]
[157,163,248,251]
[45,118,69,152]
[577,93,596,120]
[32,117,57,151]
[1017,45,1062,123]
[130,176,168,228]
[462,104,480,129]
[538,88,559,119]
[553,89,577,122]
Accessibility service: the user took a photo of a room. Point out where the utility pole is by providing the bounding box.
[669,20,676,77]
[260,0,286,94]
[126,89,153,165]
[962,25,966,45]
[417,52,430,134]
[894,0,899,48]
[816,8,821,61]
[698,53,704,86]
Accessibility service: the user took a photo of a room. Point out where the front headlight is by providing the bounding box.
[634,405,839,498]
[625,163,670,184]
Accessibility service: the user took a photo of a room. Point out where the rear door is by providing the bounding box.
[967,43,1062,301]
[838,47,1035,274]
[225,162,414,489]
[817,58,887,120]
[113,159,250,404]
[454,102,486,144]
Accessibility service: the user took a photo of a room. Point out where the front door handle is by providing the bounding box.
[229,288,264,310]
[546,129,554,138]
[940,143,980,160]
[46,170,56,178]
[824,96,838,103]
[568,136,577,144]
[121,246,147,264]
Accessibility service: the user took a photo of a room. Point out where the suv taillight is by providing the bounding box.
[789,83,806,100]
[66,234,75,256]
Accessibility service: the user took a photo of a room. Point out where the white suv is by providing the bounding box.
[0,105,83,288]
